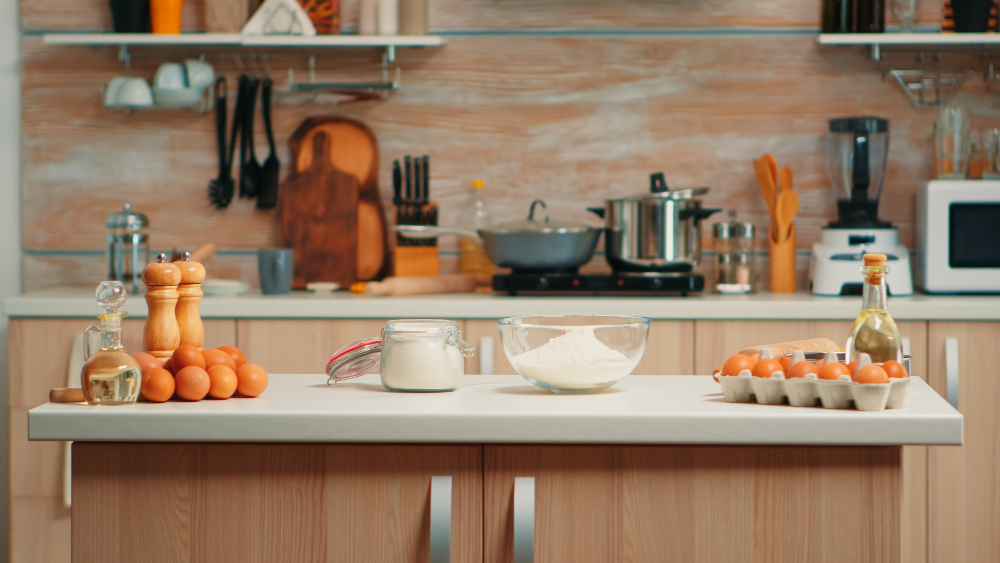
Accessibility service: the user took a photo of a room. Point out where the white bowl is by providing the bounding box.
[109,77,153,107]
[153,62,188,90]
[184,59,215,90]
[202,278,250,297]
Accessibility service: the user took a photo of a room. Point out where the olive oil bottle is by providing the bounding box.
[80,281,141,405]
[846,254,903,364]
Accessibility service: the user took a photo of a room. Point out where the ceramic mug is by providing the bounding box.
[114,77,154,107]
[104,76,130,106]
[184,59,215,90]
[258,248,294,295]
[153,62,188,90]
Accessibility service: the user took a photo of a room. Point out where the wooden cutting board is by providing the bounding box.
[282,116,389,288]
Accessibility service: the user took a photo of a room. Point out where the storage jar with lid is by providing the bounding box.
[106,202,150,292]
[326,319,475,392]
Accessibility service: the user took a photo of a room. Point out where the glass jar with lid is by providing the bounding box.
[326,319,475,392]
[106,202,150,292]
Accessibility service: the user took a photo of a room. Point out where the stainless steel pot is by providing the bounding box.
[589,173,720,273]
[397,200,602,273]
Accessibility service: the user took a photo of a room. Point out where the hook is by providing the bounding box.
[235,54,245,72]
[263,53,272,78]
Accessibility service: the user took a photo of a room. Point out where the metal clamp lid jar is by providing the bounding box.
[326,319,475,392]
[106,202,150,293]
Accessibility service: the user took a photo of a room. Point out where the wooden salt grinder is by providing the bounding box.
[142,253,182,366]
[174,251,207,349]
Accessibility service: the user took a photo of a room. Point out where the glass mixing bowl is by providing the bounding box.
[497,315,651,394]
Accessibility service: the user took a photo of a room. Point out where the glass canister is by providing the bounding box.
[106,202,150,293]
[325,319,475,392]
[712,214,756,294]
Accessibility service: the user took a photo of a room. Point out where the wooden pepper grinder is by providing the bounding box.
[142,252,182,366]
[174,251,206,349]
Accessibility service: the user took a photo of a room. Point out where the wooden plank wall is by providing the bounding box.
[20,0,1000,289]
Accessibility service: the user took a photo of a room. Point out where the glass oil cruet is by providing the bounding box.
[846,253,903,364]
[80,281,142,405]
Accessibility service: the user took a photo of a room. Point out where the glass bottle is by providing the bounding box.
[846,254,902,364]
[459,180,497,288]
[80,281,142,405]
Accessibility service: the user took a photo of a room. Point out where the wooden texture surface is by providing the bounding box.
[484,445,901,563]
[204,0,248,33]
[927,322,1000,563]
[72,443,483,563]
[8,318,236,563]
[20,30,1000,288]
[236,318,391,374]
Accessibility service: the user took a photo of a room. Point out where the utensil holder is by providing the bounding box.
[769,224,796,293]
[394,203,440,277]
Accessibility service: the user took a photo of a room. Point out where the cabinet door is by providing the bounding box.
[927,322,1000,563]
[484,445,900,563]
[694,320,928,563]
[73,443,482,563]
[237,319,388,374]
[463,320,694,375]
[8,318,235,563]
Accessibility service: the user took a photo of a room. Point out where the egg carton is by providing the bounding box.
[718,372,911,411]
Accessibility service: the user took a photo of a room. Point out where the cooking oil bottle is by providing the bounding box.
[846,253,903,364]
[80,281,141,405]
[459,179,496,289]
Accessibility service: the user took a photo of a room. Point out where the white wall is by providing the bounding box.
[0,0,22,557]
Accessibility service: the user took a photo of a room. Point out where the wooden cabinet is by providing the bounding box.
[484,445,900,563]
[237,319,389,374]
[72,443,483,563]
[464,320,694,375]
[8,318,236,563]
[927,322,1000,563]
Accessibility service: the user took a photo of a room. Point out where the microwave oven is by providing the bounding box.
[917,180,1000,293]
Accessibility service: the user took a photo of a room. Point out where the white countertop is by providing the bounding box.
[28,374,962,445]
[6,287,1000,320]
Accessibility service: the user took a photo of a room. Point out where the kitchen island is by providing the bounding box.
[29,374,962,563]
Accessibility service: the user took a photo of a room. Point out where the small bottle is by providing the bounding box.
[80,281,142,405]
[460,180,496,288]
[847,254,903,364]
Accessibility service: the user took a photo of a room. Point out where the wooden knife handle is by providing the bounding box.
[739,338,841,358]
[50,388,86,403]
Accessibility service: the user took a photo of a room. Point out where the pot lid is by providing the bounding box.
[106,202,149,230]
[326,338,383,382]
[608,173,710,202]
[490,199,595,234]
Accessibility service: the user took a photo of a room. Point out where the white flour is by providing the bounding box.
[512,326,636,390]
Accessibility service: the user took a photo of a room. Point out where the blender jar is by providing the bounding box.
[826,117,890,228]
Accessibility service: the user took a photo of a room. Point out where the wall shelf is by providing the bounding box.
[818,32,1000,47]
[41,33,446,49]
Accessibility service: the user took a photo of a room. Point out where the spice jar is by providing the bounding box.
[326,319,475,392]
[712,213,756,294]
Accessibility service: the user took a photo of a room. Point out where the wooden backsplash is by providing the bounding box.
[20,0,1000,289]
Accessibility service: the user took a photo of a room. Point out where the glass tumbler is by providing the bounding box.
[890,0,918,31]
[936,106,972,179]
[983,129,1000,179]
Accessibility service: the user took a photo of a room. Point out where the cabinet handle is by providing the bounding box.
[901,336,911,358]
[430,476,452,563]
[513,477,535,563]
[479,336,494,375]
[945,337,960,409]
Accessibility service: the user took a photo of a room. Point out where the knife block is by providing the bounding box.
[394,203,440,277]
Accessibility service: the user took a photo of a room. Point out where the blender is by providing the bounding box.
[810,117,914,296]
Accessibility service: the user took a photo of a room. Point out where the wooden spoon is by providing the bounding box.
[754,158,778,241]
[780,166,793,197]
[775,188,800,243]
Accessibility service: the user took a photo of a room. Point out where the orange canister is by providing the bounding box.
[150,0,183,34]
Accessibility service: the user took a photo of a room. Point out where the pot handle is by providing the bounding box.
[394,225,483,244]
[650,172,669,193]
[586,207,606,219]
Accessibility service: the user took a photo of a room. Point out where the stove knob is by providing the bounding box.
[536,277,549,289]
[572,278,580,288]
[649,278,663,290]
[616,278,625,288]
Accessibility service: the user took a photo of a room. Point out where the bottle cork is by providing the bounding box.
[862,253,888,285]
[174,251,207,349]
[142,253,182,366]
[863,254,887,267]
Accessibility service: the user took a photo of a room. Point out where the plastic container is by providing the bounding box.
[150,0,183,34]
[459,180,496,287]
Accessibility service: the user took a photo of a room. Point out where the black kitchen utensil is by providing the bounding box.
[412,157,423,243]
[404,156,413,202]
[392,160,402,205]
[256,77,280,210]
[109,0,150,32]
[208,76,234,209]
[235,75,249,198]
[421,155,430,204]
[240,77,262,199]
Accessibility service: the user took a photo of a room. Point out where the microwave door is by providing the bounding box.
[949,203,1000,268]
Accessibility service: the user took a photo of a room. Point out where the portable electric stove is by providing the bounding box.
[493,271,704,296]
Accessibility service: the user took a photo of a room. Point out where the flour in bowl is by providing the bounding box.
[511,326,637,390]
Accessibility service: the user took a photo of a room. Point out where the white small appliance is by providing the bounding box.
[810,116,914,296]
[917,180,1000,293]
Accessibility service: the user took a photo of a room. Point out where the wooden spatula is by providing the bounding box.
[754,158,778,241]
[775,189,799,243]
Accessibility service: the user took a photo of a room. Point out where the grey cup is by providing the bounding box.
[258,248,294,295]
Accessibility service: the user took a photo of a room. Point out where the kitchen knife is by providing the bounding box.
[413,157,423,244]
[404,155,413,203]
[392,160,402,205]
[422,155,430,204]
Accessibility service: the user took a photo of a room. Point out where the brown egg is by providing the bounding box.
[846,360,859,375]
[786,361,819,379]
[203,348,237,372]
[819,362,852,381]
[172,345,206,371]
[854,364,890,384]
[882,360,909,379]
[779,356,793,373]
[236,363,268,397]
[175,366,210,401]
[217,346,247,369]
[132,352,161,375]
[752,359,784,379]
[140,368,175,403]
[207,365,238,399]
[721,354,755,377]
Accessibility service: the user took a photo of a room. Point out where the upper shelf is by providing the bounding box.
[41,33,447,48]
[818,32,1000,46]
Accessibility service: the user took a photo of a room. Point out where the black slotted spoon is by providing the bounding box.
[256,77,280,209]
[240,76,263,199]
[208,76,234,209]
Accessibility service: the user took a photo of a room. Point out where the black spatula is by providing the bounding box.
[257,77,280,209]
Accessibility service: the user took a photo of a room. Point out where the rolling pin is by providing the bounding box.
[351,274,477,296]
[739,338,841,359]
